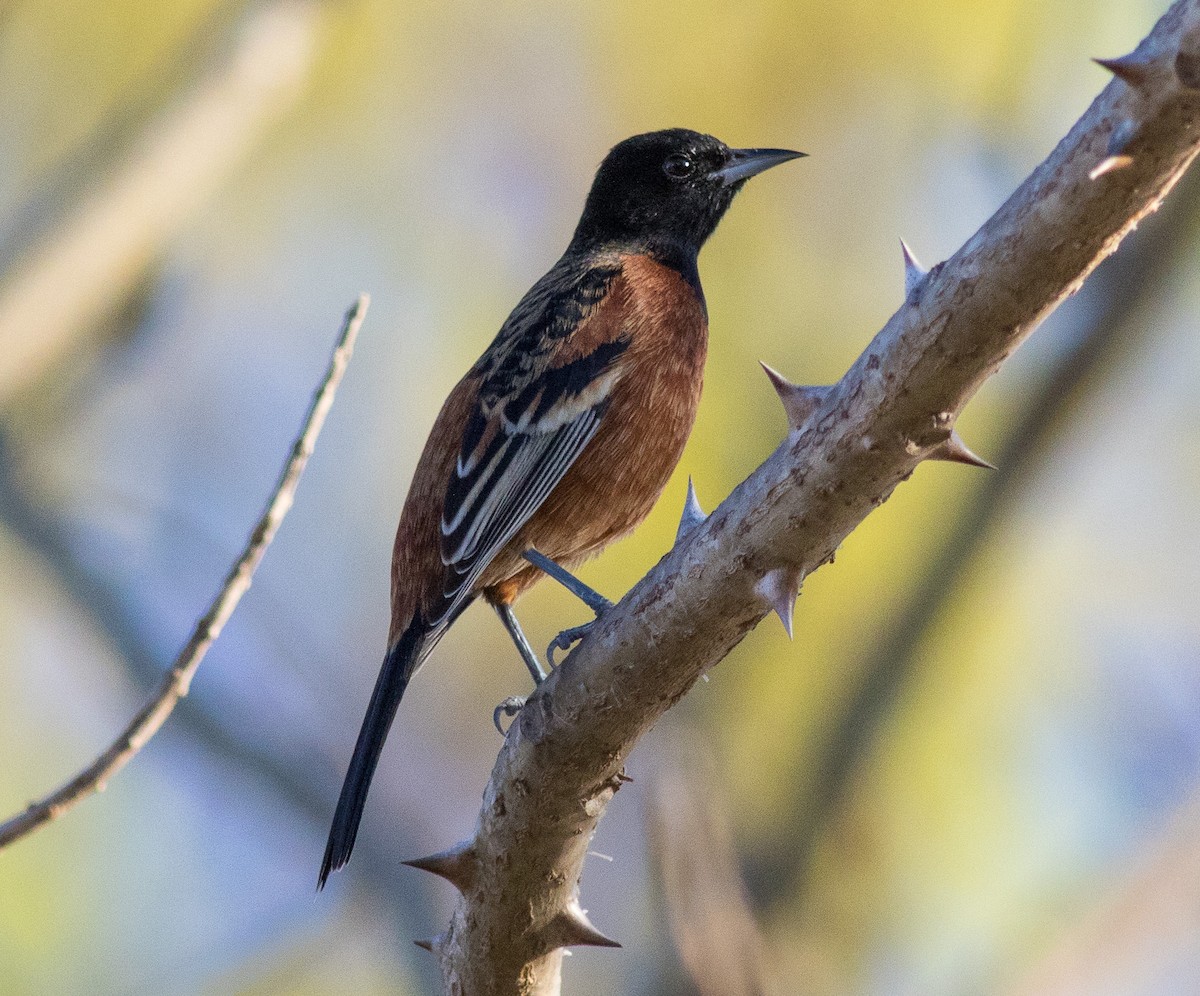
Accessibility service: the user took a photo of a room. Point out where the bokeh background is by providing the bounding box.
[2,1,1198,993]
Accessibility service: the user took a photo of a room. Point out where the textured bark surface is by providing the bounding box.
[410,3,1200,991]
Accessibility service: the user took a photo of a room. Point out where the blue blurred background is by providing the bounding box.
[2,0,1198,992]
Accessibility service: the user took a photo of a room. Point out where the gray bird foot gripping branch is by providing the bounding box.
[492,696,527,734]
[524,482,720,682]
[493,602,550,733]
[545,620,598,668]
[523,548,614,666]
[493,551,616,732]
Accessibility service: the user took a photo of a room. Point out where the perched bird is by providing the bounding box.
[319,128,803,887]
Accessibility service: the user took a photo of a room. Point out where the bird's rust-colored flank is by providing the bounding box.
[320,128,803,887]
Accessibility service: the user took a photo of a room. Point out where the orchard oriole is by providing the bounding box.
[319,128,802,887]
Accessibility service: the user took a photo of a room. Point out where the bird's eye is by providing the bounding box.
[663,154,694,179]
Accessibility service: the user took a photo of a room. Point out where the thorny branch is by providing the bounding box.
[750,163,1200,913]
[398,3,1200,993]
[0,295,368,850]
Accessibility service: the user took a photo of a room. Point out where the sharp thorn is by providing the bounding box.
[899,238,928,295]
[675,476,708,543]
[929,430,996,470]
[402,841,478,893]
[1094,52,1154,87]
[550,902,622,949]
[777,604,794,640]
[759,360,792,396]
[755,568,800,639]
[759,362,829,431]
[414,938,436,953]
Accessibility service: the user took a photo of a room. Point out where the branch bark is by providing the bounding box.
[0,295,367,850]
[400,3,1200,992]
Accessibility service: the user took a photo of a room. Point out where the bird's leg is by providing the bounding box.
[523,548,613,666]
[492,602,545,733]
[495,602,547,683]
[523,548,612,613]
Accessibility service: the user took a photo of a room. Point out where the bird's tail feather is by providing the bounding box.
[318,617,431,889]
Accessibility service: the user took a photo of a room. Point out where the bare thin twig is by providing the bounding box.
[0,294,368,850]
[0,382,438,968]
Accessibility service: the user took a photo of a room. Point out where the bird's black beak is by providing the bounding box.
[712,147,806,187]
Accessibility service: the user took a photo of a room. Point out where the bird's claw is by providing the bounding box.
[493,696,526,734]
[547,617,602,668]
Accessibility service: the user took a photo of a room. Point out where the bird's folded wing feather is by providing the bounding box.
[433,270,631,624]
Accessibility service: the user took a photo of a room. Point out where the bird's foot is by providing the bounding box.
[522,549,613,666]
[548,618,601,667]
[491,552,612,729]
[493,696,526,734]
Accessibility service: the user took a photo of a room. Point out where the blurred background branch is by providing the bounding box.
[0,0,323,405]
[647,743,783,996]
[0,0,255,265]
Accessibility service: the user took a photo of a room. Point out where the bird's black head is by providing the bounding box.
[571,128,803,266]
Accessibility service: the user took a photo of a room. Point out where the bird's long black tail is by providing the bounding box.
[318,618,431,888]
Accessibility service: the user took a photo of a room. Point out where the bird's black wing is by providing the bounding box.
[432,258,630,623]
